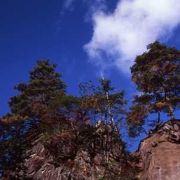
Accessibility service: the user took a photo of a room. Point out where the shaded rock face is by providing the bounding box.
[4,120,179,179]
[23,123,133,180]
[25,142,101,180]
[138,120,180,180]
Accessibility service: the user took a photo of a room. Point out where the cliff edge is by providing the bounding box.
[138,120,180,180]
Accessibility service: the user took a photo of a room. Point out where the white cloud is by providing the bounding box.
[84,0,180,74]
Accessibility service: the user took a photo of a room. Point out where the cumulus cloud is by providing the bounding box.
[84,0,180,73]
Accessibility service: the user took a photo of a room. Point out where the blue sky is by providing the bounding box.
[0,0,130,115]
[0,0,180,151]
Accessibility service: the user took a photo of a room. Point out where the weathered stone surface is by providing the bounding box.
[23,123,129,180]
[138,120,180,180]
[7,120,179,179]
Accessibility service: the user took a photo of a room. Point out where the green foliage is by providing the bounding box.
[128,41,180,134]
[0,117,38,178]
[9,60,66,121]
[79,79,126,124]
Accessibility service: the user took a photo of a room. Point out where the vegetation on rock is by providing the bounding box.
[0,42,179,179]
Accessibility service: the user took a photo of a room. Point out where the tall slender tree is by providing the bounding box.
[79,79,126,125]
[79,79,126,162]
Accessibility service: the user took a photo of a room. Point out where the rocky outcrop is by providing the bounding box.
[3,120,179,179]
[25,143,120,180]
[138,120,180,180]
[23,123,136,180]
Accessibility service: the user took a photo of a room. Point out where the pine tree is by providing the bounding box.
[128,41,180,133]
[9,60,66,121]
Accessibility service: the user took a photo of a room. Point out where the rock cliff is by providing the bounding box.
[138,120,180,180]
[4,122,136,180]
[2,120,179,180]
